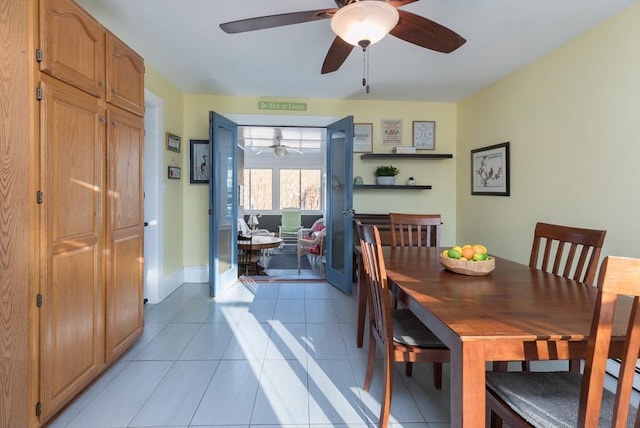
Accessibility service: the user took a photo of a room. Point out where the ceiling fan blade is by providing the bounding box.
[386,0,420,7]
[220,9,336,34]
[321,36,355,74]
[390,10,466,53]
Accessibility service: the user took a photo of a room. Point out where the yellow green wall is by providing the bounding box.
[456,2,640,265]
[144,67,185,275]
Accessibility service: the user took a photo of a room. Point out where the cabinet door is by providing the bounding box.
[39,0,105,97]
[106,32,144,116]
[105,106,144,363]
[39,75,105,419]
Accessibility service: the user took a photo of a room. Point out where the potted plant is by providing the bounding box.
[374,165,400,185]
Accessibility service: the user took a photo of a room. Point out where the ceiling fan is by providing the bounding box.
[255,134,304,157]
[219,0,466,74]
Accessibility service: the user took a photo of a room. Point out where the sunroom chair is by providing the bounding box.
[486,256,640,428]
[297,227,326,274]
[278,207,302,246]
[495,221,607,373]
[389,213,441,249]
[357,222,450,428]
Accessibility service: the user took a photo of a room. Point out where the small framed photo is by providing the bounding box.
[471,142,510,196]
[166,133,181,153]
[167,166,181,179]
[190,139,209,184]
[412,121,436,150]
[381,119,402,145]
[353,123,373,153]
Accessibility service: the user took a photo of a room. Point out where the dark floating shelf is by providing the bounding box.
[353,185,432,190]
[360,153,453,160]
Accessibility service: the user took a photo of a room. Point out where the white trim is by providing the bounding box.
[184,265,209,283]
[158,268,185,302]
[143,89,164,304]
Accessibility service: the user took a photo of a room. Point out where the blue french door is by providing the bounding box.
[325,116,354,295]
[208,112,238,297]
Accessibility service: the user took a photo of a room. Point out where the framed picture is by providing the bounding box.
[353,123,373,152]
[167,166,181,179]
[190,139,209,184]
[412,121,436,150]
[166,133,181,153]
[471,142,510,196]
[381,119,402,145]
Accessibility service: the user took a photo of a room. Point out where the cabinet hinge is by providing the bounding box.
[36,49,42,63]
[36,294,43,307]
[36,190,43,204]
[36,87,43,101]
[35,401,42,417]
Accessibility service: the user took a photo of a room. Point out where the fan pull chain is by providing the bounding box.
[361,46,370,94]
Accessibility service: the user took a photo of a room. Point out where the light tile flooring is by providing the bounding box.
[48,279,451,428]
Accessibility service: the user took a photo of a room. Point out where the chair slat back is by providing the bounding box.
[281,207,302,232]
[389,213,441,249]
[529,222,606,285]
[356,223,393,351]
[237,235,253,275]
[578,256,640,426]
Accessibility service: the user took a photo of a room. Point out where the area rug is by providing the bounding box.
[267,249,312,270]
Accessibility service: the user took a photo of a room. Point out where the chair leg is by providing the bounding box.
[568,358,580,373]
[364,331,376,391]
[378,354,393,428]
[405,362,413,377]
[433,362,442,389]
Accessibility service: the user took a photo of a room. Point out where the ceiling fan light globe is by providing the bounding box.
[330,1,399,47]
[274,146,286,157]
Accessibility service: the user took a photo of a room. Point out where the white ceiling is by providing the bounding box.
[76,0,637,102]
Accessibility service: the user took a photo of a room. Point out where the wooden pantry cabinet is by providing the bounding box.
[0,1,144,426]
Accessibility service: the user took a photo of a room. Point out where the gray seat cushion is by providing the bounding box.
[392,309,446,348]
[486,371,637,428]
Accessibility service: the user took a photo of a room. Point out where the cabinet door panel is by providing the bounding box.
[40,0,104,97]
[106,32,144,116]
[40,75,105,418]
[105,107,144,362]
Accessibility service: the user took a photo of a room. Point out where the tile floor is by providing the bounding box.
[48,279,452,428]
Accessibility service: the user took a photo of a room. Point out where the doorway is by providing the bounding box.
[143,89,163,303]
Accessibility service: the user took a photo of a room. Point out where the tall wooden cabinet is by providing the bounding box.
[0,1,144,426]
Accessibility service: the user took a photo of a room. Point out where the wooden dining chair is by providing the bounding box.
[389,213,441,249]
[530,221,607,286]
[237,234,259,276]
[494,222,608,373]
[356,223,450,428]
[486,256,640,428]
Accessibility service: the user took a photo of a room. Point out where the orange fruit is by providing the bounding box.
[461,247,475,260]
[472,244,487,254]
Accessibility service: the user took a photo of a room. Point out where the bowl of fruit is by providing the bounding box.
[440,244,495,276]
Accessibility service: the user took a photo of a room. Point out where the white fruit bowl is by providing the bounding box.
[440,255,495,276]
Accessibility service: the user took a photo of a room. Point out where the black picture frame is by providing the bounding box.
[190,139,209,184]
[471,142,510,196]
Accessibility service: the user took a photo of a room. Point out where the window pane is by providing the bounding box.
[280,169,300,209]
[301,170,321,210]
[245,169,272,210]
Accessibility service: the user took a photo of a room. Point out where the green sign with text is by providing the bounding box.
[258,101,307,111]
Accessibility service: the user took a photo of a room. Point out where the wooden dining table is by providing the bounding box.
[354,246,630,427]
[237,235,282,250]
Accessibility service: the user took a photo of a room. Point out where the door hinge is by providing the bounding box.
[36,294,43,307]
[36,87,43,101]
[36,190,43,204]
[36,49,42,63]
[35,401,42,417]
